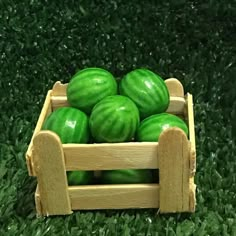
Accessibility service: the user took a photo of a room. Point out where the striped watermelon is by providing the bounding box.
[119,68,169,119]
[67,68,117,114]
[67,171,93,185]
[137,113,188,142]
[42,107,89,143]
[89,95,140,143]
[100,169,154,184]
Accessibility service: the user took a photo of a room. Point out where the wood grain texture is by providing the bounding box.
[159,127,190,213]
[33,131,72,216]
[63,142,158,171]
[26,90,52,176]
[165,78,184,97]
[68,184,159,210]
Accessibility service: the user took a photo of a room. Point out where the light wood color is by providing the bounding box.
[51,96,69,110]
[159,127,190,213]
[186,93,197,211]
[63,142,158,171]
[186,93,196,152]
[52,81,67,96]
[35,185,42,215]
[26,90,52,176]
[51,95,185,114]
[165,78,184,97]
[189,183,196,212]
[166,97,185,114]
[68,184,159,210]
[33,131,72,216]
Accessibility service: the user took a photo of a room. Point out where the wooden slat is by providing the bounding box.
[51,95,185,114]
[25,90,52,176]
[166,97,185,114]
[35,185,42,216]
[159,127,190,212]
[51,96,69,110]
[186,93,196,212]
[165,78,184,97]
[186,93,196,151]
[68,184,159,210]
[33,131,72,216]
[52,81,68,96]
[189,182,196,212]
[63,142,158,171]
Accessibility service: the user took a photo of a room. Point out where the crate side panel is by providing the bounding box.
[68,184,159,210]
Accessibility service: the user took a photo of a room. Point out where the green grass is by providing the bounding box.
[0,0,236,235]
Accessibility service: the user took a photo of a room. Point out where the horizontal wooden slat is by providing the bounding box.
[51,96,185,114]
[68,184,159,210]
[166,97,185,114]
[51,96,69,110]
[63,142,158,170]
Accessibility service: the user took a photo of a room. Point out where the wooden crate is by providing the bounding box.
[25,78,196,216]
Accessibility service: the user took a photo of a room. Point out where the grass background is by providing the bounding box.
[0,0,236,235]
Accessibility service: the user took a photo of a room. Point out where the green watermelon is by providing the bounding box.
[42,107,89,143]
[137,113,188,142]
[89,95,140,143]
[100,169,153,184]
[67,67,117,114]
[67,171,93,185]
[119,68,170,119]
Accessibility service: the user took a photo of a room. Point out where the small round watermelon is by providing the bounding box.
[67,171,93,185]
[137,113,188,142]
[89,95,140,143]
[67,67,117,114]
[100,169,153,184]
[119,68,169,119]
[42,107,89,143]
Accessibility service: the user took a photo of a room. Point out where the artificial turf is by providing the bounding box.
[0,0,236,235]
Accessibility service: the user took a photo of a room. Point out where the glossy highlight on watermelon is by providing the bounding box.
[89,95,140,143]
[119,68,170,119]
[42,107,89,143]
[67,67,117,114]
[100,169,153,184]
[137,113,188,142]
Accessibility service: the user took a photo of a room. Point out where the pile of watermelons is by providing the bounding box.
[42,68,188,185]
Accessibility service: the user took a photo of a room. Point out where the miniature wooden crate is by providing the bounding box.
[25,78,196,216]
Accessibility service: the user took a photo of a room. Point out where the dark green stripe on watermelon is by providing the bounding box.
[120,68,170,119]
[89,95,140,143]
[137,113,188,142]
[42,107,90,144]
[100,169,154,184]
[67,67,118,114]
